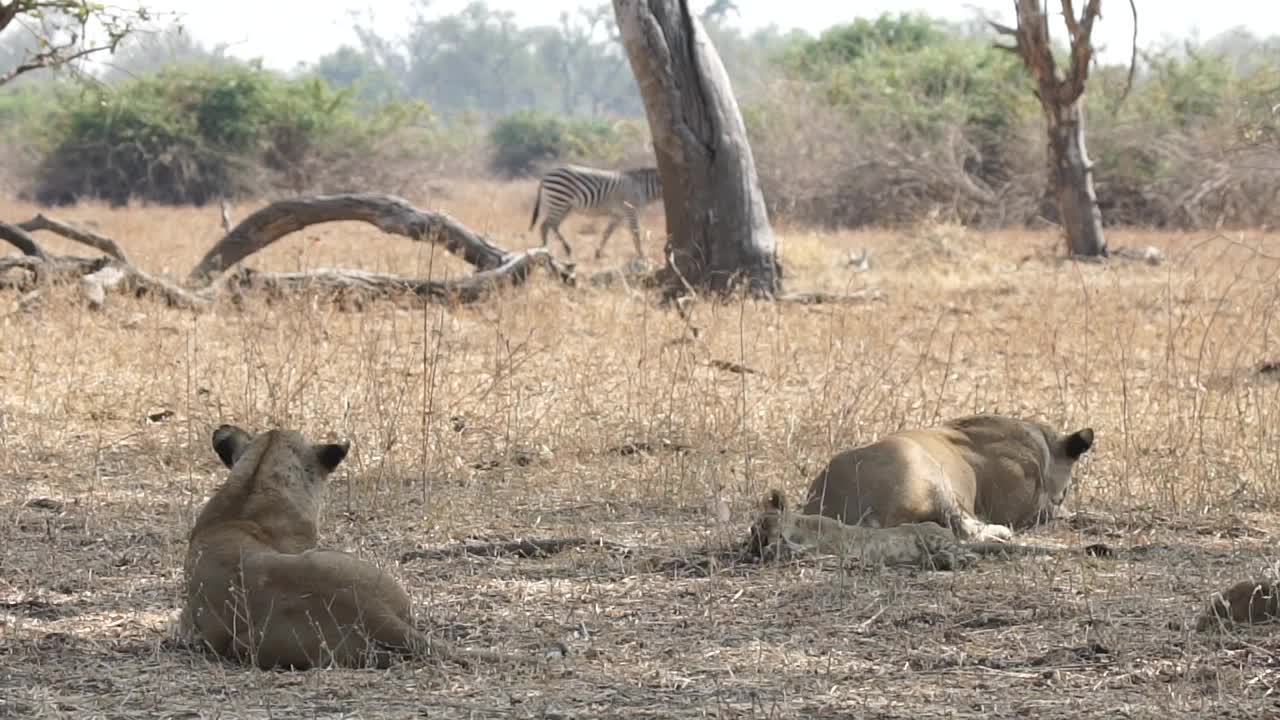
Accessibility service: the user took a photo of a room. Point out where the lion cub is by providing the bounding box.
[180,424,520,670]
[746,489,978,570]
[803,414,1094,543]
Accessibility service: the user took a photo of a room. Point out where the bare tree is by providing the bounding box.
[0,1,155,86]
[612,0,780,297]
[992,0,1112,257]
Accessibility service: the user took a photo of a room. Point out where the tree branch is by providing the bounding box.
[0,254,108,290]
[77,260,214,310]
[17,213,130,263]
[0,3,20,33]
[1061,0,1080,39]
[775,289,885,305]
[400,537,630,563]
[988,19,1019,37]
[187,193,514,286]
[0,39,118,86]
[1063,0,1101,104]
[1110,0,1139,116]
[4,195,578,310]
[225,249,574,305]
[0,221,49,260]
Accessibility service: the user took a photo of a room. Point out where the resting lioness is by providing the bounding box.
[803,414,1095,543]
[1196,579,1280,630]
[180,424,526,670]
[746,489,978,570]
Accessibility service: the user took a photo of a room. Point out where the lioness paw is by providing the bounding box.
[974,523,1014,543]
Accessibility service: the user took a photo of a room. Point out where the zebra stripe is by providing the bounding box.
[529,164,663,259]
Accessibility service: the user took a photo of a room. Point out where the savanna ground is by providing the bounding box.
[2,180,1279,719]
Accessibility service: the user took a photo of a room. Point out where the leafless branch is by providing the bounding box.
[188,193,518,285]
[1061,0,1080,39]
[17,214,130,263]
[0,221,49,260]
[988,20,1019,36]
[1110,0,1139,116]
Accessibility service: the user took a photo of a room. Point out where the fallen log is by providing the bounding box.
[400,537,631,563]
[0,254,108,289]
[17,214,130,263]
[226,248,574,305]
[187,193,523,285]
[3,193,577,309]
[775,288,885,305]
[0,221,48,261]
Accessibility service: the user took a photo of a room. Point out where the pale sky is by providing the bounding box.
[136,1,1271,70]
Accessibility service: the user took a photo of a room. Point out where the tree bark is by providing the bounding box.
[994,0,1108,257]
[613,0,780,296]
[1046,100,1105,256]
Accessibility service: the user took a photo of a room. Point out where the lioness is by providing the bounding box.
[180,424,524,670]
[803,414,1095,543]
[1196,579,1280,630]
[746,489,978,570]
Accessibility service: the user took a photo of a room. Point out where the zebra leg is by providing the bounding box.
[595,215,623,260]
[551,224,574,257]
[626,206,643,258]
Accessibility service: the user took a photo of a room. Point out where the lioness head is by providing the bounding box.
[194,424,352,542]
[1038,424,1095,518]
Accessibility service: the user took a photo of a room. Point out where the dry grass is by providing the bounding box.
[2,181,1280,718]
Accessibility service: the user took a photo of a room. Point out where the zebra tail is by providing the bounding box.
[529,182,543,230]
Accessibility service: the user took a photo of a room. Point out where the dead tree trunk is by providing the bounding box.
[994,0,1108,257]
[612,0,781,297]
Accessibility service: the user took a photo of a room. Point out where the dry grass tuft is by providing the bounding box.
[2,185,1279,718]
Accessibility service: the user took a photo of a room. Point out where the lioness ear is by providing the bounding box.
[314,441,351,472]
[765,488,787,512]
[212,424,253,468]
[1064,428,1094,459]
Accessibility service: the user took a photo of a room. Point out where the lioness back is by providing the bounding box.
[803,414,1094,542]
[181,425,498,670]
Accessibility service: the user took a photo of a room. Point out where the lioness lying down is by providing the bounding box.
[803,414,1095,542]
[1196,579,1280,630]
[180,424,529,670]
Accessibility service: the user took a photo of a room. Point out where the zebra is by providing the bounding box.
[528,164,663,260]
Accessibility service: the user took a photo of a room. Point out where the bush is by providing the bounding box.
[488,109,649,177]
[1083,45,1280,228]
[783,13,945,76]
[0,84,56,193]
[752,16,1040,227]
[31,62,432,206]
[754,13,1280,230]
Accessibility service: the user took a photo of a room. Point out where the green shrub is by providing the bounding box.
[488,109,646,177]
[784,22,1033,188]
[32,62,430,206]
[783,13,946,79]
